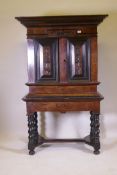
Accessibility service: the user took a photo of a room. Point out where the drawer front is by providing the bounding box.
[29,85,97,94]
[27,26,97,38]
[27,101,100,113]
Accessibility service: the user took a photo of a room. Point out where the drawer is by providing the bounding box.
[27,101,100,113]
[29,85,97,94]
[27,26,97,37]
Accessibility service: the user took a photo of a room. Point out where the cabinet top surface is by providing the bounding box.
[15,15,108,27]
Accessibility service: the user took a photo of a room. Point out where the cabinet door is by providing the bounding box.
[34,38,58,83]
[67,37,90,82]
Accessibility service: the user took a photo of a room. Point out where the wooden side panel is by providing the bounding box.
[90,37,97,81]
[67,37,90,81]
[27,39,35,83]
[35,38,58,82]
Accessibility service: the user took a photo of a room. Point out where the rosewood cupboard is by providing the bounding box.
[16,15,107,155]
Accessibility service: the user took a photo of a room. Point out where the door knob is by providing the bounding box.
[77,30,82,34]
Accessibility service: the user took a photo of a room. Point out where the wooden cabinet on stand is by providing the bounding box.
[16,15,107,155]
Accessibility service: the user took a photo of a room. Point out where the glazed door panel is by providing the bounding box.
[67,37,90,82]
[34,38,58,82]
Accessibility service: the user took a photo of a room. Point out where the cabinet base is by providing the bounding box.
[27,111,100,155]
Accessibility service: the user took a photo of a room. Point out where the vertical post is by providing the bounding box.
[28,112,38,155]
[90,111,100,154]
[34,112,39,146]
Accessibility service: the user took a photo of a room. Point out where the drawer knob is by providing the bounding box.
[77,30,82,34]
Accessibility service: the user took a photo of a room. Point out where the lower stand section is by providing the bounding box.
[27,111,100,155]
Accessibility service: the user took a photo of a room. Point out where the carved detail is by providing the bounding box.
[90,111,95,144]
[75,45,82,75]
[48,29,75,37]
[34,112,39,146]
[68,38,90,81]
[43,46,51,76]
[35,38,58,82]
[90,111,100,154]
[28,112,38,155]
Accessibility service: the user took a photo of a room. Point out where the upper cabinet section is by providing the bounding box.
[16,15,108,84]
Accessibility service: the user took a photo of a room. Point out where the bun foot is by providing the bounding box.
[29,150,35,155]
[94,150,100,155]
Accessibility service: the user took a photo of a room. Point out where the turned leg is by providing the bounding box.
[90,111,100,155]
[90,111,95,145]
[28,112,38,155]
[34,112,39,146]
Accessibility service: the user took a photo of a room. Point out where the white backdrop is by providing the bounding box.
[0,1,117,140]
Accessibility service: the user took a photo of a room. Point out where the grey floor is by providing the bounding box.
[0,135,117,175]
